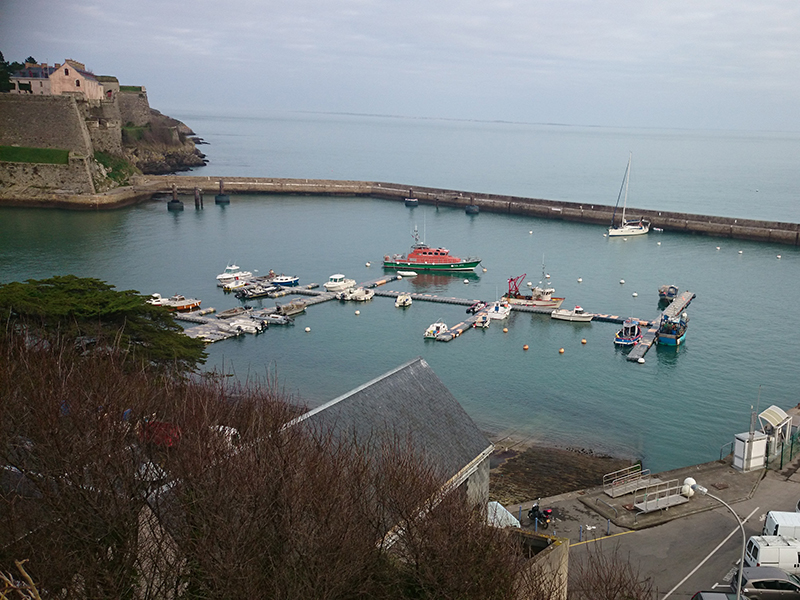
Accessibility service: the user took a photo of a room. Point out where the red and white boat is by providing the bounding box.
[502,273,564,308]
[383,226,481,272]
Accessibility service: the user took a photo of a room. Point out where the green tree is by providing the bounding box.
[0,275,206,372]
[0,51,12,93]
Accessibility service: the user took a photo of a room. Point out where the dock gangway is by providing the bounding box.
[603,464,659,498]
[633,479,689,513]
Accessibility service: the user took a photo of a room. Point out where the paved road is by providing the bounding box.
[507,457,800,598]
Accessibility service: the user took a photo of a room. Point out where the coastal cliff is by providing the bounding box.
[122,108,207,175]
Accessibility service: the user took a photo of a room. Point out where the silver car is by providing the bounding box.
[732,566,800,600]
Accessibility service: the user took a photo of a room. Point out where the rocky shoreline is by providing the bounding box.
[488,438,634,505]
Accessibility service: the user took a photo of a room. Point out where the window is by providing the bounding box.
[65,68,69,75]
[75,79,80,87]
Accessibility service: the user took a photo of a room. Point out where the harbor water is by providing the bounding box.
[1,111,799,473]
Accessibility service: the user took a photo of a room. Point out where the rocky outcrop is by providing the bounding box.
[122,109,208,175]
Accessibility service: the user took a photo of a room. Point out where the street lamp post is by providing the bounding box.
[691,483,746,600]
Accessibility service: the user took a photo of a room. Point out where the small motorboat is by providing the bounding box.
[272,275,300,287]
[397,271,418,277]
[265,313,294,325]
[276,299,307,316]
[658,284,679,303]
[147,293,201,312]
[404,198,419,207]
[487,300,511,320]
[395,293,412,308]
[223,278,251,292]
[473,314,490,328]
[235,284,280,299]
[614,319,643,346]
[323,274,357,292]
[466,300,487,314]
[216,264,253,287]
[228,317,266,334]
[551,306,593,322]
[336,287,375,302]
[424,321,448,339]
[216,306,251,319]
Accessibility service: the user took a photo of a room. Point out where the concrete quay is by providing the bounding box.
[3,174,797,246]
[505,454,800,595]
[134,175,800,246]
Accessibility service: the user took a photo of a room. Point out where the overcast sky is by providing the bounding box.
[3,0,800,130]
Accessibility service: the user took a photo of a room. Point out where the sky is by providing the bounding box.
[2,0,800,131]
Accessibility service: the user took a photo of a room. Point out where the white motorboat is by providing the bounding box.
[473,314,490,328]
[487,300,511,320]
[424,321,448,339]
[336,287,375,301]
[395,293,413,308]
[550,305,593,322]
[608,153,650,237]
[222,278,250,292]
[265,313,294,325]
[147,293,201,312]
[323,274,357,292]
[216,264,253,287]
[227,317,266,334]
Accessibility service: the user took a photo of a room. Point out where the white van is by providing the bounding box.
[763,510,800,538]
[744,535,800,573]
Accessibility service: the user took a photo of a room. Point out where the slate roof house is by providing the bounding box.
[289,356,494,507]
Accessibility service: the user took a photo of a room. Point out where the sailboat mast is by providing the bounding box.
[621,152,631,223]
[610,153,631,227]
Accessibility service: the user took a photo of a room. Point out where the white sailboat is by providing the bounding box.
[608,153,649,237]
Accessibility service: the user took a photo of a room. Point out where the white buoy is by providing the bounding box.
[529,230,533,235]
[619,279,625,284]
[526,282,533,287]
[482,267,487,272]
[365,262,371,267]
[777,255,782,259]
[716,246,720,250]
[603,233,607,237]
[304,327,311,332]
[397,275,403,280]
[657,242,661,246]
[577,277,582,283]
[637,357,645,364]
[355,310,360,315]
[632,292,638,297]
[464,279,469,284]
[738,250,743,254]
[623,238,628,241]
[545,273,550,279]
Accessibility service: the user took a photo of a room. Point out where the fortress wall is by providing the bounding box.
[0,155,95,194]
[0,95,94,156]
[117,90,151,126]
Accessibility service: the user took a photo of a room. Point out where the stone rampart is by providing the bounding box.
[0,155,95,194]
[118,90,151,126]
[0,95,93,156]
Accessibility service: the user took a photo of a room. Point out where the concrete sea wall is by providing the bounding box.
[136,175,800,246]
[1,174,798,245]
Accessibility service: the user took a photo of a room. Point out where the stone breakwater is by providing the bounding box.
[2,174,798,246]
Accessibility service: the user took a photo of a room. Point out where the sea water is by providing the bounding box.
[1,111,799,473]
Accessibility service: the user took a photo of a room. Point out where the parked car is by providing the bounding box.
[732,566,800,599]
[691,592,745,600]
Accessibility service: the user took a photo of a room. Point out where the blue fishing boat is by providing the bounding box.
[657,313,689,346]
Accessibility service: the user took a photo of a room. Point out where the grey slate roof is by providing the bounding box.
[294,357,492,483]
